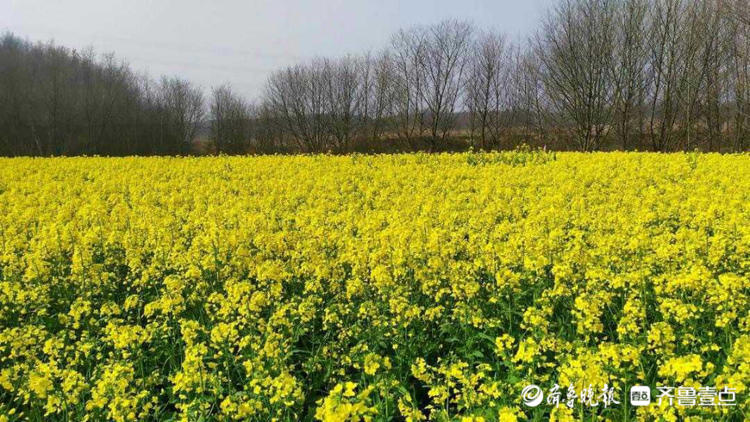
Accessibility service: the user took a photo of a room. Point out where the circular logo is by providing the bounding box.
[522,384,544,407]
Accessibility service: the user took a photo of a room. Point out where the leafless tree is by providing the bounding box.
[0,33,208,156]
[210,84,252,154]
[535,0,617,151]
[645,0,689,151]
[366,51,398,139]
[391,27,427,141]
[612,0,648,150]
[3,1,749,156]
[265,63,330,152]
[509,45,549,145]
[322,56,366,151]
[419,20,474,148]
[723,0,748,150]
[465,30,508,149]
[157,77,204,154]
[677,1,722,150]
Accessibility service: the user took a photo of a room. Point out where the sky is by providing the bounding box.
[1,0,555,99]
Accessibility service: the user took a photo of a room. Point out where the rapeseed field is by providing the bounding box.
[0,151,747,421]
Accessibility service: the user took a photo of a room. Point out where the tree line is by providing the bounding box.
[0,34,204,156]
[1,0,747,156]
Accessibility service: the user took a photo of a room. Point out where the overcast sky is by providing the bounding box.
[1,0,554,99]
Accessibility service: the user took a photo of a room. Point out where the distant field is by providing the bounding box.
[0,152,748,421]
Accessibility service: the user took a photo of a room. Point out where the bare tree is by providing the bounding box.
[254,99,288,153]
[419,20,474,148]
[509,45,549,145]
[391,28,427,141]
[5,1,750,157]
[724,0,749,150]
[612,0,648,150]
[0,33,192,156]
[535,0,617,151]
[367,51,398,140]
[210,84,252,154]
[322,56,366,152]
[466,30,508,149]
[157,77,204,154]
[645,0,687,151]
[678,1,721,150]
[265,63,329,152]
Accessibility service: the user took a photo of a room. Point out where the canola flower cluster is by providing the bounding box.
[0,151,747,421]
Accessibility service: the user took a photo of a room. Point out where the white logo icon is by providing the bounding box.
[522,384,544,407]
[630,385,651,406]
